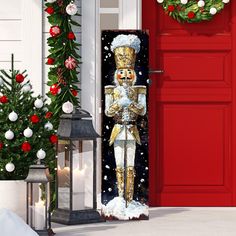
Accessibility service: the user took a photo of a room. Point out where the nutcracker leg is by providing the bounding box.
[126,141,136,203]
[114,141,125,198]
[126,167,135,203]
[116,167,124,198]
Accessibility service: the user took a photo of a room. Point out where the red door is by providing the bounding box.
[143,1,236,206]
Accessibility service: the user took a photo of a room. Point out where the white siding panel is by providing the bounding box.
[0,21,21,40]
[0,61,22,70]
[0,41,22,61]
[0,1,22,19]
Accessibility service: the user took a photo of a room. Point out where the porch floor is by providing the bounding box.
[52,207,236,236]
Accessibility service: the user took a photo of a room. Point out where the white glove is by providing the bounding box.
[118,96,132,107]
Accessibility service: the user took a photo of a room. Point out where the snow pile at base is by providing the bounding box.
[102,197,148,220]
[0,208,38,236]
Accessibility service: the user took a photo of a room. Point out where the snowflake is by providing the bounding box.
[108,188,112,192]
[105,165,110,169]
[106,125,110,130]
[104,46,109,50]
[104,175,108,180]
[140,179,145,183]
[139,71,142,75]
[145,167,148,170]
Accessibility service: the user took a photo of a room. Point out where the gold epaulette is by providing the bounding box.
[134,85,147,95]
[105,85,115,94]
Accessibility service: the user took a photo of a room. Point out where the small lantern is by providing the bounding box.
[51,109,104,224]
[25,165,50,236]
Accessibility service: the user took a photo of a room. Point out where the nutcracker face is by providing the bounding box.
[116,69,136,86]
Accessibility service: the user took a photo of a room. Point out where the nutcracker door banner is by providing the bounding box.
[101,31,149,220]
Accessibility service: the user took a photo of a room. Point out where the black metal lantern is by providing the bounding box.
[51,109,104,225]
[25,165,50,236]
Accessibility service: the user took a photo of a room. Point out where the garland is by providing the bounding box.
[156,0,230,23]
[45,0,81,125]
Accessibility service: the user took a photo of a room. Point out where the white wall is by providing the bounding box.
[0,0,43,95]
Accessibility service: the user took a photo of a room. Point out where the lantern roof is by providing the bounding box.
[25,165,50,183]
[57,108,100,139]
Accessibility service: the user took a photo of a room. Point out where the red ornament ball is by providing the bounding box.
[16,74,25,83]
[30,114,40,124]
[21,142,31,152]
[50,134,58,144]
[67,32,76,40]
[168,5,175,12]
[50,84,61,96]
[45,112,53,119]
[47,58,55,65]
[0,142,3,150]
[45,7,54,15]
[49,26,61,37]
[0,95,8,104]
[71,89,78,97]
[188,11,195,19]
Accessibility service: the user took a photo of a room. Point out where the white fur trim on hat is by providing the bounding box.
[111,34,141,53]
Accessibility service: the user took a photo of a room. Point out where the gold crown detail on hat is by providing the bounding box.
[114,46,136,69]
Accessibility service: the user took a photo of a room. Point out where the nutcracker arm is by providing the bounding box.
[105,94,122,117]
[128,93,146,116]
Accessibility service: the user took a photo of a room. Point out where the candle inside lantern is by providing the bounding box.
[34,200,45,230]
[73,167,85,210]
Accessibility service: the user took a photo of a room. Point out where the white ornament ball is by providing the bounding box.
[23,127,33,138]
[34,99,44,109]
[44,122,53,131]
[66,3,78,15]
[47,0,56,3]
[8,111,18,122]
[156,0,164,3]
[62,101,74,114]
[210,7,217,15]
[5,130,14,140]
[180,0,188,4]
[37,149,46,160]
[22,84,31,93]
[5,163,15,172]
[222,0,230,3]
[197,0,205,7]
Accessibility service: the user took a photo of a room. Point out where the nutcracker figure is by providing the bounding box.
[104,34,147,204]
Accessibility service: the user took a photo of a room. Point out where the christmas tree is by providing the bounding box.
[0,55,57,180]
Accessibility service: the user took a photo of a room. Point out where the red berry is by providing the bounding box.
[168,5,175,12]
[0,142,3,150]
[50,134,58,144]
[50,84,61,96]
[49,26,61,37]
[21,142,31,152]
[47,58,55,65]
[0,95,8,104]
[30,114,40,124]
[45,112,53,119]
[188,11,195,19]
[71,89,78,97]
[16,74,24,83]
[45,7,54,15]
[67,32,76,40]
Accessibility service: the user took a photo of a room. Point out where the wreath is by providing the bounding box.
[156,0,230,23]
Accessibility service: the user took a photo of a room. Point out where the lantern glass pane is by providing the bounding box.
[57,140,71,210]
[72,140,94,210]
[27,183,46,231]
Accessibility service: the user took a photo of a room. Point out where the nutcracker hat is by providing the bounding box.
[111,34,141,69]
